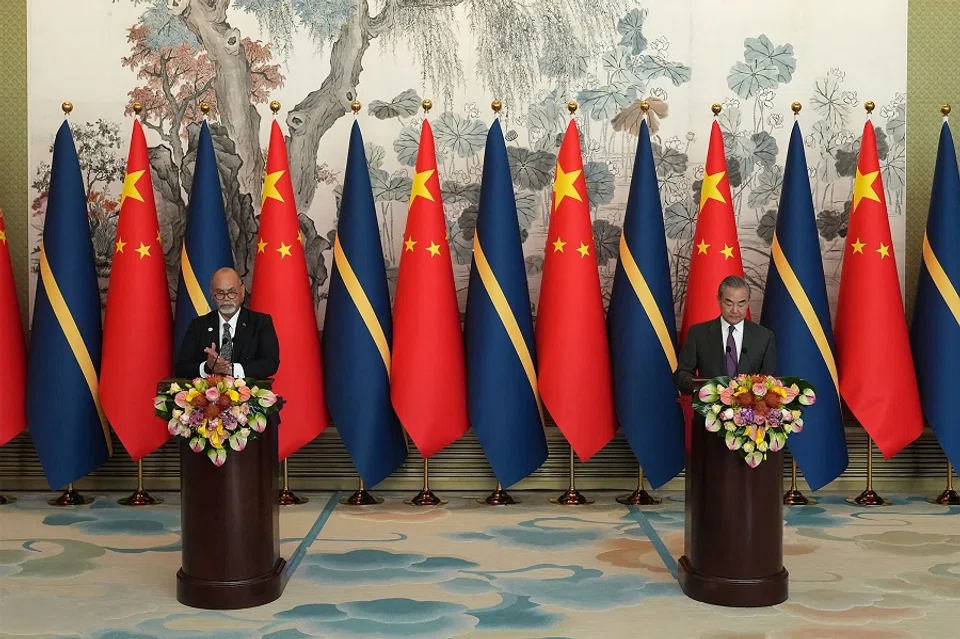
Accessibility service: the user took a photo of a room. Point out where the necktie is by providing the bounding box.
[725,325,738,377]
[220,322,234,364]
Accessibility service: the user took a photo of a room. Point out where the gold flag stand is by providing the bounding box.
[49,483,93,506]
[783,458,816,506]
[926,461,960,505]
[279,459,308,506]
[119,460,162,506]
[554,445,591,505]
[0,493,15,506]
[341,476,383,505]
[407,459,445,506]
[846,437,889,506]
[482,482,518,506]
[617,466,660,505]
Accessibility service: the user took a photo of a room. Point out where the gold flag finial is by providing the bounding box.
[351,100,361,115]
[941,104,952,116]
[200,102,211,116]
[422,99,433,114]
[640,100,650,113]
[491,100,503,113]
[567,101,578,115]
[132,102,143,116]
[269,101,281,115]
[61,101,73,115]
[711,103,722,116]
[791,102,802,114]
[864,101,875,114]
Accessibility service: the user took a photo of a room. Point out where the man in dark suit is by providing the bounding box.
[674,275,776,394]
[175,267,280,380]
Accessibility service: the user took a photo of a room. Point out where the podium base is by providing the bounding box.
[177,558,287,610]
[677,556,787,607]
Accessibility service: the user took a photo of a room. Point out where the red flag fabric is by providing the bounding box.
[250,120,329,460]
[0,205,26,447]
[391,120,469,457]
[535,120,616,461]
[101,119,173,460]
[835,122,923,458]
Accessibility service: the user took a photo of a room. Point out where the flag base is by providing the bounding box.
[278,489,309,506]
[118,489,162,506]
[482,487,518,506]
[341,489,384,506]
[926,489,960,506]
[782,488,816,506]
[616,489,660,506]
[553,488,592,506]
[406,489,445,506]
[0,495,15,505]
[49,486,93,506]
[845,489,889,507]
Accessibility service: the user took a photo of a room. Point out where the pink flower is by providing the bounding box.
[167,419,180,435]
[719,387,735,405]
[752,382,766,396]
[753,411,766,425]
[189,438,205,453]
[238,386,252,402]
[205,388,220,403]
[174,391,189,408]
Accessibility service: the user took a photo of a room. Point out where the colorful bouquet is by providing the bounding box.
[154,376,280,467]
[693,374,816,468]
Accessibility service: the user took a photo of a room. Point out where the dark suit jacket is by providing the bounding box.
[174,307,280,380]
[673,317,776,394]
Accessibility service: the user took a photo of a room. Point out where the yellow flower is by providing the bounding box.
[754,426,766,444]
[772,386,787,397]
[197,419,210,437]
[186,389,200,402]
[210,427,227,449]
[227,390,240,402]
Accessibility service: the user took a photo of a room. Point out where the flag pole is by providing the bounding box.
[846,435,888,506]
[278,457,308,506]
[342,475,384,505]
[119,459,162,506]
[555,443,591,505]
[617,465,660,505]
[408,457,444,506]
[49,481,93,506]
[783,457,815,506]
[926,461,960,505]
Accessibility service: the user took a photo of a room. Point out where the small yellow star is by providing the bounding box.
[427,241,441,257]
[696,239,710,255]
[156,231,162,246]
[297,230,303,244]
[115,237,127,253]
[135,242,151,259]
[699,170,726,212]
[257,238,267,253]
[720,244,734,260]
[576,242,590,258]
[277,242,292,258]
[262,170,285,206]
[876,242,890,259]
[120,170,145,208]
[0,229,6,244]
[851,238,866,254]
[552,237,567,253]
[404,237,417,252]
[852,168,882,213]
[410,169,436,206]
[553,165,583,209]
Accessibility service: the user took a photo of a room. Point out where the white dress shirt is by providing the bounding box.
[199,312,246,378]
[720,317,744,359]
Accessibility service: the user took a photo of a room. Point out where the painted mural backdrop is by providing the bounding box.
[27,0,908,324]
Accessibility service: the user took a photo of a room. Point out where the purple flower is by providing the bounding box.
[741,407,755,424]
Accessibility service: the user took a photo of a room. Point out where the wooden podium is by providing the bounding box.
[160,379,287,609]
[678,381,788,607]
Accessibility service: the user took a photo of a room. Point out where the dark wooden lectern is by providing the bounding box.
[678,381,787,607]
[159,379,287,609]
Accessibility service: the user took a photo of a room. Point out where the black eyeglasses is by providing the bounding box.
[212,290,239,300]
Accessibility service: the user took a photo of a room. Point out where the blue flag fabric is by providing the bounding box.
[464,119,548,488]
[27,120,112,489]
[912,120,960,471]
[322,121,407,487]
[607,119,684,489]
[760,121,847,491]
[173,121,234,354]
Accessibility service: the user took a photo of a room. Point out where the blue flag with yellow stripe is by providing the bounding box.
[912,120,960,471]
[761,121,847,491]
[322,120,407,487]
[464,119,548,488]
[27,120,112,489]
[608,119,684,489]
[174,120,233,353]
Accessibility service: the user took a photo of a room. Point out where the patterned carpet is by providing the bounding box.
[0,490,958,638]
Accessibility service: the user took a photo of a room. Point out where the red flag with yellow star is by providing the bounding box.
[536,120,616,461]
[0,205,26,447]
[250,120,329,460]
[101,119,173,460]
[391,120,469,457]
[679,119,748,345]
[835,122,922,458]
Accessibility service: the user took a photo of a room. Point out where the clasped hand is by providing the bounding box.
[204,343,232,375]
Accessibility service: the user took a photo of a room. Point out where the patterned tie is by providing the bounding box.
[726,325,738,377]
[220,322,234,364]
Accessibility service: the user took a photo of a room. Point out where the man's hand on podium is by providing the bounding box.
[203,343,232,376]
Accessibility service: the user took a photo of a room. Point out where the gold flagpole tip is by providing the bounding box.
[864,101,875,114]
[791,102,802,114]
[422,99,433,114]
[350,100,361,115]
[640,100,650,113]
[711,103,722,116]
[941,104,952,116]
[567,101,578,115]
[199,102,211,116]
[61,101,73,115]
[269,101,281,114]
[132,102,143,116]
[491,100,503,113]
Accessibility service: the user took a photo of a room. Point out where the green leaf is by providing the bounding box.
[617,8,648,55]
[636,55,692,86]
[727,60,779,99]
[743,35,796,83]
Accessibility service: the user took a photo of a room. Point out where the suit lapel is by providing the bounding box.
[708,318,724,375]
[739,321,758,374]
[231,308,250,360]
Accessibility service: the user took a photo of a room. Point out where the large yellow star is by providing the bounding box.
[135,242,151,259]
[277,242,292,258]
[427,241,441,257]
[698,170,726,212]
[852,168,882,213]
[410,169,436,206]
[120,170,145,208]
[404,237,417,252]
[696,239,710,254]
[720,244,734,260]
[876,242,890,259]
[257,238,267,253]
[552,237,567,253]
[115,237,127,253]
[851,238,865,254]
[0,229,6,244]
[576,242,590,258]
[553,165,583,209]
[262,170,285,206]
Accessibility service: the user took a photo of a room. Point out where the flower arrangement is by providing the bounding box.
[693,374,816,468]
[154,376,280,466]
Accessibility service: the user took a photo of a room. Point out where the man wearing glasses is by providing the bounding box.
[174,267,280,380]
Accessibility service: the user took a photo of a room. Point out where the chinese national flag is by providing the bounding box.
[391,120,469,457]
[0,206,26,447]
[536,120,616,461]
[250,120,329,460]
[101,119,173,460]
[835,122,923,458]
